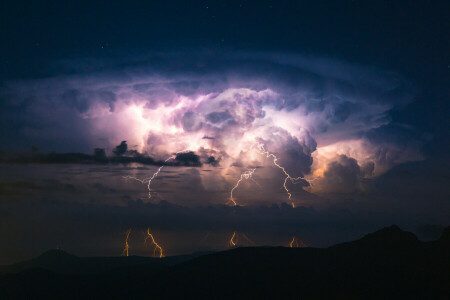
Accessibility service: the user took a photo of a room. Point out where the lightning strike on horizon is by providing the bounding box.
[229,231,237,247]
[229,168,257,206]
[289,236,298,248]
[240,233,255,245]
[122,229,131,256]
[228,232,254,247]
[289,236,307,248]
[123,150,189,201]
[254,143,309,208]
[145,228,165,258]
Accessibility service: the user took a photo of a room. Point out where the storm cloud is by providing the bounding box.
[0,52,423,202]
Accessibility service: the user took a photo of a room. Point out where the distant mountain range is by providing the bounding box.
[0,249,210,276]
[1,225,449,299]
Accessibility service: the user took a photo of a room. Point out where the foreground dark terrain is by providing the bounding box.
[0,225,449,299]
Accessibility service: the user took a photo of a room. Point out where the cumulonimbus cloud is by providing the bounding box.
[0,51,424,200]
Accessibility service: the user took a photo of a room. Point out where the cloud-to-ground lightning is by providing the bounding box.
[240,233,255,245]
[145,228,165,258]
[228,231,254,247]
[122,229,131,256]
[254,143,309,208]
[289,236,298,248]
[229,168,257,206]
[229,231,237,247]
[289,236,307,248]
[123,150,189,201]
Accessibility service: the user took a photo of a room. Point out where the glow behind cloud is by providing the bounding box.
[0,52,423,204]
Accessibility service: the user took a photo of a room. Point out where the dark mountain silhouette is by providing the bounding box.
[0,250,77,276]
[0,226,448,299]
[0,249,211,276]
[330,224,419,251]
[439,226,450,244]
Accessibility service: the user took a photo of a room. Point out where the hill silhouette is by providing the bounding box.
[439,226,450,244]
[0,225,448,299]
[0,249,210,276]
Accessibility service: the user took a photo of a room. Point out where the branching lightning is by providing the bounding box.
[123,150,189,201]
[289,236,307,248]
[228,231,254,247]
[229,168,257,206]
[289,236,298,248]
[254,143,308,208]
[145,228,165,258]
[121,144,311,254]
[122,229,131,256]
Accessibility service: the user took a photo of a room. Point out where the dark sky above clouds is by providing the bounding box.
[0,0,449,264]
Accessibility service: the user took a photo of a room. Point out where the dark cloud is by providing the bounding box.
[361,161,375,177]
[314,155,364,193]
[258,127,316,177]
[0,179,77,196]
[205,156,220,167]
[0,147,208,167]
[205,111,234,125]
[93,148,107,160]
[197,147,223,167]
[174,152,201,167]
[113,141,128,156]
[326,98,359,124]
[363,124,426,169]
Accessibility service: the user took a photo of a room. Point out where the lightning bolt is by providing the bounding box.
[289,236,307,248]
[240,233,255,245]
[229,231,237,247]
[289,236,299,248]
[145,228,165,258]
[229,168,257,206]
[228,231,254,247]
[123,150,189,201]
[122,229,131,256]
[254,143,308,208]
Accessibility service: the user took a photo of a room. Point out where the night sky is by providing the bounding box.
[0,0,449,264]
